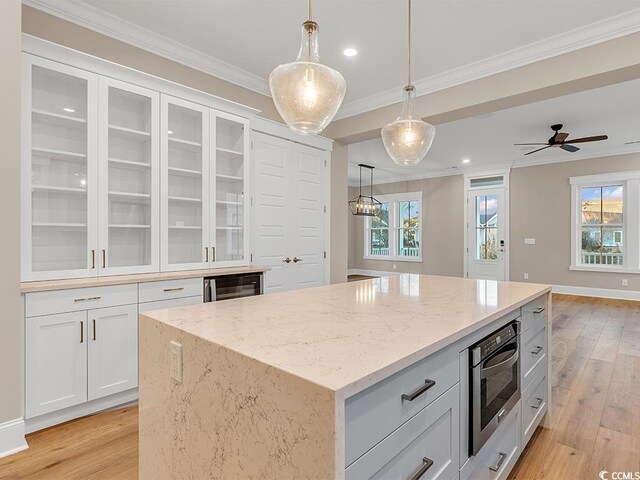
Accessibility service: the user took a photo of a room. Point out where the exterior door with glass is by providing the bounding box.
[467,188,506,280]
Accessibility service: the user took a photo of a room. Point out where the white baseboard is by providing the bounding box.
[25,388,138,434]
[0,418,28,459]
[552,284,640,301]
[348,268,398,277]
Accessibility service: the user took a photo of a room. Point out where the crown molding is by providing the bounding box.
[336,7,640,120]
[23,0,271,97]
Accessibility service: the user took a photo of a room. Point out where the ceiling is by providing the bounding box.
[29,0,640,118]
[347,77,640,185]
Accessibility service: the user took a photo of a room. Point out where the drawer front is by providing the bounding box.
[26,284,137,317]
[522,363,547,447]
[139,295,203,313]
[463,403,520,480]
[346,384,459,480]
[521,322,547,389]
[138,278,202,303]
[346,345,460,466]
[521,295,547,333]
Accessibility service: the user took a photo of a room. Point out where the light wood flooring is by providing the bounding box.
[1,294,638,479]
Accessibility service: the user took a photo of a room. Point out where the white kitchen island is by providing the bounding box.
[139,274,551,479]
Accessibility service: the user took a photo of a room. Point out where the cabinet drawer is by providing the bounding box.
[463,404,520,480]
[139,295,203,313]
[521,295,547,333]
[521,320,547,389]
[346,384,459,480]
[26,284,137,317]
[345,345,459,466]
[138,278,202,303]
[522,363,547,447]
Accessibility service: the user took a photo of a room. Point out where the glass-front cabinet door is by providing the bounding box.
[98,78,159,275]
[161,95,210,271]
[21,55,99,281]
[211,111,250,265]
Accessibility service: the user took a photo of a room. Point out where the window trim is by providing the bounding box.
[363,192,423,262]
[570,172,640,274]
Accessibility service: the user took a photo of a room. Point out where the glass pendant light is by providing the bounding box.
[381,0,435,165]
[349,164,382,216]
[269,0,347,135]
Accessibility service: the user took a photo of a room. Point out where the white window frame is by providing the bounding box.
[570,171,640,274]
[364,192,423,262]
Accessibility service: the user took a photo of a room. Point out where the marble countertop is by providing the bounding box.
[21,266,269,293]
[142,274,550,398]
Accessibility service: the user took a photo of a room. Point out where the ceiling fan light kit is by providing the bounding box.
[515,124,608,156]
[269,0,346,135]
[349,164,383,216]
[381,0,436,166]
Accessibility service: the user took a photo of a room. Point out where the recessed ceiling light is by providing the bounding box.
[343,48,358,57]
[462,158,471,164]
[63,107,75,113]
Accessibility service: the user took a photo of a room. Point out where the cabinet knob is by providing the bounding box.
[283,257,292,263]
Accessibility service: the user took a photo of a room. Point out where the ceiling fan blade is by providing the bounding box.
[555,132,569,143]
[564,135,608,144]
[513,143,548,146]
[560,144,580,153]
[524,146,552,156]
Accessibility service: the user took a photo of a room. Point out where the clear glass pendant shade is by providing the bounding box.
[269,21,346,135]
[381,86,436,166]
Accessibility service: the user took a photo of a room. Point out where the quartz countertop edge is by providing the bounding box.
[21,265,270,293]
[141,275,552,400]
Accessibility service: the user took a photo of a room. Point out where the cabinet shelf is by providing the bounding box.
[109,224,151,229]
[168,196,201,203]
[32,222,87,228]
[32,109,87,128]
[108,191,151,203]
[109,124,151,141]
[216,174,243,182]
[32,147,87,162]
[169,137,202,150]
[216,226,243,230]
[109,158,150,169]
[32,185,87,194]
[217,200,243,206]
[168,225,202,230]
[217,147,243,160]
[168,167,202,177]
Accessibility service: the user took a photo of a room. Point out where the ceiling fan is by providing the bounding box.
[514,124,608,156]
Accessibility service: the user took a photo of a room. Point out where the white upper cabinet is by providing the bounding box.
[161,95,210,271]
[99,78,160,275]
[212,111,250,265]
[21,55,99,281]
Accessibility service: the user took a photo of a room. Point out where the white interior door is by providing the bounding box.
[467,188,507,280]
[251,132,327,293]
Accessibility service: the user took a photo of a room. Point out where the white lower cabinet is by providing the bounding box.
[87,304,138,401]
[26,311,88,418]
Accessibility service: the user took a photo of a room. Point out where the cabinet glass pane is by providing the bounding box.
[216,117,245,262]
[31,66,89,272]
[107,87,152,267]
[167,104,205,265]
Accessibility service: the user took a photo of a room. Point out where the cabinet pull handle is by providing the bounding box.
[92,319,96,341]
[80,321,84,344]
[164,287,185,292]
[101,249,106,268]
[74,296,102,303]
[401,379,436,402]
[205,247,209,263]
[409,457,433,480]
[211,246,216,262]
[532,345,543,355]
[91,249,96,269]
[533,307,545,314]
[489,452,507,473]
[532,397,544,409]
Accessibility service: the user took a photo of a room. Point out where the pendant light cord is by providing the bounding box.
[308,0,312,21]
[408,0,412,86]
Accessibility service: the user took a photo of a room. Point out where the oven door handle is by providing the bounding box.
[480,346,519,378]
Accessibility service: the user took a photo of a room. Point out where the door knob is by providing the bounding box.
[283,257,292,263]
[292,257,302,263]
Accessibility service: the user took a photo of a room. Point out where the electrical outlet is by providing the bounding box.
[622,279,629,287]
[524,238,536,245]
[524,273,529,280]
[393,264,397,270]
[170,341,183,383]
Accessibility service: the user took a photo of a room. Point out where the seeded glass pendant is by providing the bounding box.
[382,0,435,165]
[269,0,346,135]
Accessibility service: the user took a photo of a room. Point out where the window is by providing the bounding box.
[474,194,498,260]
[571,172,640,273]
[365,193,422,261]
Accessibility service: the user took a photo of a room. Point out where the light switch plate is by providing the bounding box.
[170,341,182,383]
[524,238,536,245]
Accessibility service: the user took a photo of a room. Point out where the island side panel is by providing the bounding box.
[543,291,553,428]
[139,314,339,479]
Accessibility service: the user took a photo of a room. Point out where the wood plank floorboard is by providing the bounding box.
[0,294,638,479]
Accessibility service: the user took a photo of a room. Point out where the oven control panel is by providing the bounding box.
[471,320,520,365]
